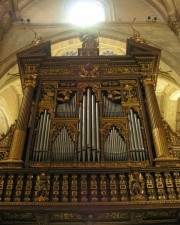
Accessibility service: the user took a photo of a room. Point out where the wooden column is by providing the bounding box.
[8,76,36,162]
[143,79,170,158]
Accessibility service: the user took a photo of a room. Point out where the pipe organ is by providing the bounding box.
[1,37,180,225]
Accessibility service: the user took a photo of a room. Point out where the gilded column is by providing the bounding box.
[143,78,170,158]
[8,75,36,161]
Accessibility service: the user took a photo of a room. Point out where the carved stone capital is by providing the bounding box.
[142,77,155,86]
[24,74,37,88]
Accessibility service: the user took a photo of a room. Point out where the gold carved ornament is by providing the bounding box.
[101,122,128,142]
[78,82,100,101]
[39,67,70,75]
[40,83,58,103]
[38,107,54,118]
[34,173,50,202]
[141,76,156,86]
[79,64,99,78]
[50,122,78,142]
[107,66,139,75]
[0,123,16,160]
[122,84,138,102]
[129,172,146,201]
[24,74,37,88]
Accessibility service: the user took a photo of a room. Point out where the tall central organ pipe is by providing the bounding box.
[78,88,100,162]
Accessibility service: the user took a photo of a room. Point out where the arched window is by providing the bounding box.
[65,0,115,25]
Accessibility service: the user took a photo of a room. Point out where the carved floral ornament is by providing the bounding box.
[79,64,99,78]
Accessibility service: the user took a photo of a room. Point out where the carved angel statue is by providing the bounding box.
[35,173,50,202]
[79,31,99,48]
[129,173,145,200]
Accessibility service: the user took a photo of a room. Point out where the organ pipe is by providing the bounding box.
[128,109,146,161]
[56,93,76,118]
[102,94,123,117]
[52,126,75,162]
[78,88,100,162]
[104,126,127,161]
[78,103,82,161]
[96,102,100,161]
[32,109,50,161]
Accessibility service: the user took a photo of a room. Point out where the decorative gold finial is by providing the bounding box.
[29,29,43,46]
[131,18,146,43]
[79,31,99,48]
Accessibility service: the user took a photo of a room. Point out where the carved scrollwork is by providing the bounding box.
[0,123,15,160]
[58,82,77,87]
[101,81,120,87]
[39,67,71,75]
[51,213,82,220]
[50,120,78,142]
[122,84,138,102]
[101,121,128,141]
[107,66,139,75]
[141,76,156,86]
[40,83,57,103]
[163,120,180,158]
[163,120,180,144]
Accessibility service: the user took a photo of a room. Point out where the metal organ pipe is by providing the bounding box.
[87,88,92,161]
[32,109,51,161]
[104,126,127,161]
[128,109,146,161]
[96,102,100,161]
[78,103,82,161]
[52,126,75,162]
[102,94,123,117]
[82,95,87,162]
[56,94,76,118]
[78,88,100,162]
[92,94,97,162]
